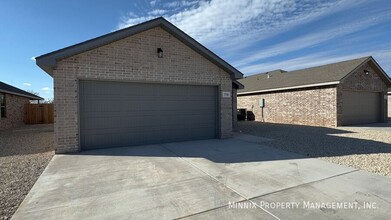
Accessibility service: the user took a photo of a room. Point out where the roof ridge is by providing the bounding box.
[244,57,370,78]
[288,56,370,73]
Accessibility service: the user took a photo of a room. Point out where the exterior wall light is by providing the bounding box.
[157,48,163,58]
[364,70,369,75]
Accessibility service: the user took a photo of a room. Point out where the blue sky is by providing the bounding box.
[1,0,390,100]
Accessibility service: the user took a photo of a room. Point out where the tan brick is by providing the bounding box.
[0,94,29,130]
[53,27,233,153]
[238,86,337,127]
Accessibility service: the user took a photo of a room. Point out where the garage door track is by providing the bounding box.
[12,135,391,219]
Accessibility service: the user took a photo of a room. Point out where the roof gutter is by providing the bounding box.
[237,81,340,95]
[0,89,44,100]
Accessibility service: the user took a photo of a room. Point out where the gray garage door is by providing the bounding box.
[342,91,381,125]
[79,81,218,150]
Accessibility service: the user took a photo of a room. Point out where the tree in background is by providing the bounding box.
[26,90,53,104]
[26,90,40,97]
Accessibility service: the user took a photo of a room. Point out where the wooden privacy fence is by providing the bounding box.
[25,104,54,124]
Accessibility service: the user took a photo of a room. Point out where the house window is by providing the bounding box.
[0,93,5,118]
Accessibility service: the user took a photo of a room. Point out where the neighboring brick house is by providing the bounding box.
[388,89,391,120]
[232,81,244,128]
[35,17,243,153]
[0,81,43,130]
[237,57,391,127]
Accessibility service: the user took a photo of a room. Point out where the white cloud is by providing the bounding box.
[117,0,360,49]
[118,15,156,28]
[41,87,53,94]
[240,48,391,75]
[116,0,390,76]
[163,1,199,9]
[148,9,167,16]
[234,9,391,67]
[23,82,32,86]
[150,0,159,6]
[31,57,36,61]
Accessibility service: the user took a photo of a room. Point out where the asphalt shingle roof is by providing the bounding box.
[238,56,370,94]
[0,81,43,100]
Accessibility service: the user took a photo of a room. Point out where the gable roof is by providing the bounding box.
[0,81,43,100]
[238,56,391,95]
[35,17,243,80]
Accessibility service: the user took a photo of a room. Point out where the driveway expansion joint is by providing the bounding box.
[159,144,281,220]
[247,169,360,201]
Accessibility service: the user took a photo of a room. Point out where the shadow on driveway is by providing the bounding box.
[75,138,303,163]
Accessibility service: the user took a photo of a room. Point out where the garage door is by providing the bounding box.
[79,81,218,150]
[342,91,381,125]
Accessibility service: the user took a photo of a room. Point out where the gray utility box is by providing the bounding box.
[259,98,265,108]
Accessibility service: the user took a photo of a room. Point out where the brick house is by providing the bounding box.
[388,89,391,119]
[35,17,243,153]
[237,57,391,127]
[0,81,43,130]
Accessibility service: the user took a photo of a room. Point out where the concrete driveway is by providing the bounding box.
[12,134,391,219]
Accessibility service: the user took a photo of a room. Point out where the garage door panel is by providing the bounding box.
[82,123,216,136]
[342,91,381,125]
[157,113,215,124]
[82,124,197,137]
[82,101,123,112]
[83,127,215,149]
[83,133,146,149]
[82,82,120,96]
[83,117,124,130]
[80,81,218,150]
[83,115,159,130]
[83,111,158,120]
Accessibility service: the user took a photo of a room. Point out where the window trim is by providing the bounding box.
[0,93,6,118]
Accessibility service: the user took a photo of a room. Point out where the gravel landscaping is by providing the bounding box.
[0,124,54,220]
[237,121,391,177]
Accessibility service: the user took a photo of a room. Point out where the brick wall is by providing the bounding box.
[0,94,29,130]
[337,61,389,125]
[53,27,233,153]
[237,86,337,127]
